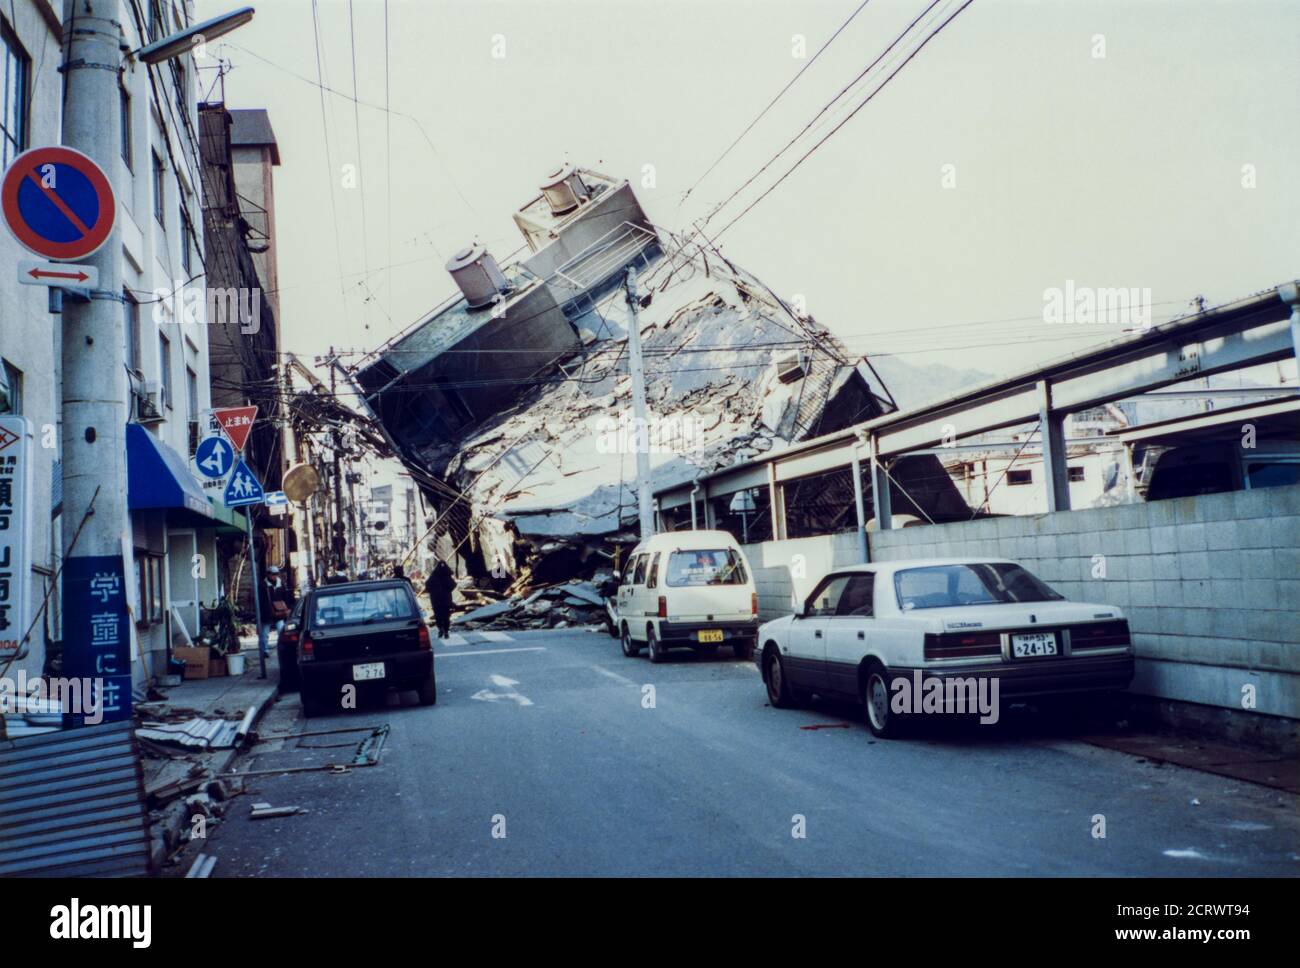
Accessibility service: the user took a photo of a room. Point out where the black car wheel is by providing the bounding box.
[646,626,665,664]
[301,685,330,718]
[277,647,299,693]
[417,672,437,706]
[620,624,641,657]
[764,647,795,708]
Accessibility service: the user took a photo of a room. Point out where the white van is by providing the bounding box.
[614,530,759,662]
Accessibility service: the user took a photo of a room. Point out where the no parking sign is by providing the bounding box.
[1,146,116,261]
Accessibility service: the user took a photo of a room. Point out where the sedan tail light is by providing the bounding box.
[1070,620,1130,649]
[924,631,1002,660]
[417,624,432,650]
[657,596,667,619]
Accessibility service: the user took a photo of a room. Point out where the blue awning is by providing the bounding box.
[126,423,246,531]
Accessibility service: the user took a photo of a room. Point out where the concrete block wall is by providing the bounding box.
[742,531,862,621]
[867,485,1300,721]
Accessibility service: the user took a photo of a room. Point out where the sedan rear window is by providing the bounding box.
[312,587,416,627]
[666,549,747,587]
[894,563,1063,611]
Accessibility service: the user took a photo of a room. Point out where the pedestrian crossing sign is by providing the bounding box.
[223,457,265,508]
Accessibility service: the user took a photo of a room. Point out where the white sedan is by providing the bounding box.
[756,558,1134,737]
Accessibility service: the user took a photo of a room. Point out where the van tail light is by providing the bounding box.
[923,631,1002,660]
[417,624,432,650]
[751,592,759,616]
[658,596,667,619]
[299,633,314,661]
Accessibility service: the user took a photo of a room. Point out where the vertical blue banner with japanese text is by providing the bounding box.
[62,554,132,726]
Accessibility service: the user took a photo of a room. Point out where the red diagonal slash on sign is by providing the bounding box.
[24,168,94,238]
[27,266,89,282]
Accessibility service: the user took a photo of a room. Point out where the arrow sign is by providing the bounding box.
[194,434,235,480]
[264,490,288,507]
[19,260,98,287]
[223,457,265,508]
[213,405,257,452]
[470,674,534,706]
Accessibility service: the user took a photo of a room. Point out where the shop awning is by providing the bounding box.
[126,423,247,532]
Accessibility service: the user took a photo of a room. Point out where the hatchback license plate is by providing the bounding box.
[1011,633,1057,658]
[352,662,386,681]
[697,630,724,644]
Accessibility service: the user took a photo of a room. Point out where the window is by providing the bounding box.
[665,548,747,587]
[185,366,198,423]
[646,552,660,589]
[158,332,172,409]
[1007,469,1033,486]
[632,555,647,586]
[152,151,165,225]
[135,551,164,625]
[1246,461,1300,489]
[805,575,851,617]
[119,84,132,168]
[180,207,192,274]
[0,359,21,414]
[1067,466,1086,483]
[1,19,29,169]
[311,586,415,627]
[123,292,141,373]
[893,563,1063,612]
[836,573,875,617]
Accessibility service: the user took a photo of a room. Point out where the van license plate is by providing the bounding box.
[697,630,724,643]
[352,662,386,681]
[1011,633,1057,658]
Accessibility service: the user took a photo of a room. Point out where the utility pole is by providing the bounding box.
[623,267,655,540]
[59,1,130,720]
[328,346,345,574]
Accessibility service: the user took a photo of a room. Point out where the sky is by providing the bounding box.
[198,0,1300,388]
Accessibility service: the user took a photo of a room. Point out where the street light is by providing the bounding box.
[134,6,255,64]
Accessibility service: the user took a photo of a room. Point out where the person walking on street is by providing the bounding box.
[425,560,455,638]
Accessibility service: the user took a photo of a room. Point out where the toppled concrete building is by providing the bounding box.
[352,164,966,587]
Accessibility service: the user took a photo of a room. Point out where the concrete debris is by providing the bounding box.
[454,579,613,631]
[250,803,306,820]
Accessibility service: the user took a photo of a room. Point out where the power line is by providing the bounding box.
[348,0,375,330]
[715,0,977,240]
[682,0,874,203]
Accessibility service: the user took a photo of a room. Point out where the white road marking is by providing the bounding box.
[435,647,545,658]
[471,674,534,706]
[1162,848,1208,859]
[590,665,638,686]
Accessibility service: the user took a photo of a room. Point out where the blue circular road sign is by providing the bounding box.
[195,435,234,480]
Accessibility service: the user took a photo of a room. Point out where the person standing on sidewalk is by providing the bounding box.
[425,560,455,639]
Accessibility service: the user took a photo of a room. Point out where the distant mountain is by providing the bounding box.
[867,356,994,412]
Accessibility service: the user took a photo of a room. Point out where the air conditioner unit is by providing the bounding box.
[135,381,164,423]
[772,350,808,384]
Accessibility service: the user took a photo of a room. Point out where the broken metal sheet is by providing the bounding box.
[136,717,241,751]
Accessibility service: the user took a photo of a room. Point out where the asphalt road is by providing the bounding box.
[199,628,1300,876]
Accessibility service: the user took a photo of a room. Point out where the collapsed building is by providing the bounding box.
[351,164,972,601]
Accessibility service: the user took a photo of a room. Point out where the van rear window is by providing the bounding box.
[312,587,415,627]
[666,549,747,587]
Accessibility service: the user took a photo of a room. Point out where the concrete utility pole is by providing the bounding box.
[59,1,130,701]
[328,347,345,573]
[624,267,655,541]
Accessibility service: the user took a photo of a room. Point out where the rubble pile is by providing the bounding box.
[453,574,613,632]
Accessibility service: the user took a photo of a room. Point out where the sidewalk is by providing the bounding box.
[138,636,280,871]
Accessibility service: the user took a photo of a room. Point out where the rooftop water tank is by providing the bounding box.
[446,244,511,310]
[539,163,589,216]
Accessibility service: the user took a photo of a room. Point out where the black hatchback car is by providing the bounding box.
[289,579,436,717]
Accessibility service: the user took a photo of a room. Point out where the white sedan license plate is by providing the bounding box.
[1011,632,1057,658]
[352,662,386,681]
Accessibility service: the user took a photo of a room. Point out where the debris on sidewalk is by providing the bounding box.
[454,578,613,631]
[250,802,306,820]
[137,716,242,750]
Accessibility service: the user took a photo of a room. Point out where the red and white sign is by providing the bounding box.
[213,406,258,452]
[18,259,98,288]
[0,417,33,658]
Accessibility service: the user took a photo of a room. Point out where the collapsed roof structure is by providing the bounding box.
[351,164,969,585]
